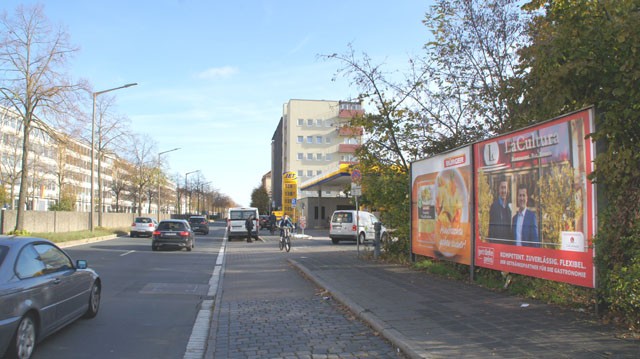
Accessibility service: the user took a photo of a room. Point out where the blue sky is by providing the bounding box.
[3,0,433,207]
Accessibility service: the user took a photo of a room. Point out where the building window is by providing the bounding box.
[298,170,304,177]
[297,119,304,126]
[325,137,331,144]
[316,153,322,160]
[325,119,332,127]
[314,206,319,220]
[325,154,332,161]
[307,170,313,177]
[316,136,322,144]
[306,136,313,144]
[297,136,303,143]
[297,153,303,160]
[316,119,322,127]
[307,153,313,160]
[316,170,322,175]
[307,119,313,126]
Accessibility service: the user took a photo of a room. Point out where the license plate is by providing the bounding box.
[164,232,177,237]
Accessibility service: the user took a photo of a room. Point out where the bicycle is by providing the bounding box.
[279,226,292,252]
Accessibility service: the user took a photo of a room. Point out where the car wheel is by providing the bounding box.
[187,241,192,251]
[358,232,365,244]
[130,232,136,238]
[83,281,101,319]
[331,237,339,244]
[152,244,158,251]
[7,314,36,359]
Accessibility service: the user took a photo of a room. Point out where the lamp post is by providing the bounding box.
[157,148,180,221]
[184,170,199,214]
[90,83,137,231]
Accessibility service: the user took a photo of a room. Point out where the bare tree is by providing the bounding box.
[0,4,84,230]
[125,134,156,217]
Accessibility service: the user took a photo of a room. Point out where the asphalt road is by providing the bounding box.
[32,224,223,359]
[29,222,401,359]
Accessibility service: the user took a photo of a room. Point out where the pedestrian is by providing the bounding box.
[245,215,254,243]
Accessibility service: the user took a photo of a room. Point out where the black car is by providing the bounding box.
[259,215,270,230]
[0,237,101,359]
[152,220,195,251]
[188,216,210,235]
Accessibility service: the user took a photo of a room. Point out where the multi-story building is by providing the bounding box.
[0,105,176,214]
[271,99,364,228]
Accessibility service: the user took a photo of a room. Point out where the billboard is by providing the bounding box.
[411,146,473,265]
[474,108,596,287]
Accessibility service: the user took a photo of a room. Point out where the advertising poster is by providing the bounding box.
[474,108,596,288]
[411,147,473,265]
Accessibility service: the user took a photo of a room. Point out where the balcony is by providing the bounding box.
[338,108,365,119]
[337,126,363,136]
[338,144,359,153]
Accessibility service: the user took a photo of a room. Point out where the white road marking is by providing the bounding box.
[120,250,135,256]
[183,236,227,359]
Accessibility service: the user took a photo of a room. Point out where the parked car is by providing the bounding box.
[329,210,389,244]
[188,216,210,235]
[258,215,270,230]
[130,217,158,238]
[152,219,195,251]
[0,236,101,359]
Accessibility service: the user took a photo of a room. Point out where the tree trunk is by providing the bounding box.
[15,121,31,231]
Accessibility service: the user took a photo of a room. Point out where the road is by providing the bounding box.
[33,223,222,359]
[32,222,402,358]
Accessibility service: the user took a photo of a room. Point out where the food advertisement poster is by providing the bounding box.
[474,108,596,288]
[411,146,473,265]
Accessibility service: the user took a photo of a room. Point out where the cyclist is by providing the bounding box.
[279,214,294,236]
[278,214,295,252]
[269,212,277,235]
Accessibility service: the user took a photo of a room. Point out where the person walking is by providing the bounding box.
[245,215,255,243]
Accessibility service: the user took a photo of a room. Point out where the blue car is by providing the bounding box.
[0,236,101,359]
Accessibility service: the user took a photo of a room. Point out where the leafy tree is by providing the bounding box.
[517,0,640,327]
[250,185,269,214]
[0,5,84,230]
[49,186,75,211]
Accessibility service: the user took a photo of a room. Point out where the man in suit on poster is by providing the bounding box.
[512,185,540,247]
[488,177,512,244]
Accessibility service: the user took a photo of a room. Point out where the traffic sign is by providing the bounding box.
[291,198,297,208]
[351,169,362,183]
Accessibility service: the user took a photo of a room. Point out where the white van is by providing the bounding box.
[227,207,260,240]
[329,210,388,244]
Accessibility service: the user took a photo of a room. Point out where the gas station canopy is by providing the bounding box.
[299,163,354,192]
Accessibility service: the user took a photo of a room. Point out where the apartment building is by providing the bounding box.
[272,99,364,228]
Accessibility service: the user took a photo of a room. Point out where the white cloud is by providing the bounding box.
[196,66,239,79]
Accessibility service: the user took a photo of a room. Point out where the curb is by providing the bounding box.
[57,234,120,248]
[288,258,427,359]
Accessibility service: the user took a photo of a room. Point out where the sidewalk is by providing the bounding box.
[290,229,639,358]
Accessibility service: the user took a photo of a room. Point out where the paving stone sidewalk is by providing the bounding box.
[289,232,639,359]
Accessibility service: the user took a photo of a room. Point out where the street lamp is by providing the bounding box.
[90,83,137,231]
[157,148,180,221]
[184,170,199,214]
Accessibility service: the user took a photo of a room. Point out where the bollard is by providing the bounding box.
[374,221,381,259]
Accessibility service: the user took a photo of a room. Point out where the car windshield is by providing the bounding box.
[332,212,353,223]
[0,245,8,267]
[136,217,153,224]
[230,211,257,220]
[158,222,186,231]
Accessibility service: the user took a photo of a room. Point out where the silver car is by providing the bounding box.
[0,236,101,359]
[130,216,158,238]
